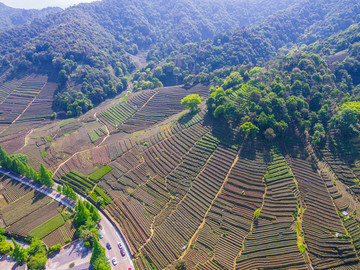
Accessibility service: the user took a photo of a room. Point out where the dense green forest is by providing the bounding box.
[140,0,360,88]
[0,0,301,116]
[203,53,349,144]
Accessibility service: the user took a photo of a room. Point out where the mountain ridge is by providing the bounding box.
[0,2,61,31]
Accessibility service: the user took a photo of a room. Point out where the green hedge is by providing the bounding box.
[89,166,113,182]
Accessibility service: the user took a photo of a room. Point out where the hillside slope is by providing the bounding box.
[0,2,61,31]
[155,0,360,77]
[0,0,301,118]
[0,0,300,55]
[1,0,360,269]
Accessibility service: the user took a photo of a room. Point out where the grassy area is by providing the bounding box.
[28,214,65,239]
[61,170,95,194]
[89,166,113,182]
[119,91,130,103]
[60,119,78,128]
[87,127,107,143]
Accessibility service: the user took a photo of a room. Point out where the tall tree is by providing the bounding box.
[27,238,47,269]
[39,164,54,188]
[75,200,90,227]
[175,260,187,270]
[181,94,203,112]
[27,254,47,270]
[10,238,28,264]
[240,122,259,138]
[28,238,46,256]
[90,238,110,270]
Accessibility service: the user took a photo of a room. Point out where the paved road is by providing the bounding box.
[0,238,30,269]
[47,241,91,270]
[0,167,134,270]
[99,210,134,270]
[0,167,76,209]
[75,192,134,270]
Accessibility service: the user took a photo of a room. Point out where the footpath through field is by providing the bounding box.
[0,166,76,209]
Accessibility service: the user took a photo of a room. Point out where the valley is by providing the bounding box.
[0,0,360,269]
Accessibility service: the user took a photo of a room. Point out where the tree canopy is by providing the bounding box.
[90,238,110,270]
[10,238,28,264]
[175,260,187,270]
[181,94,203,112]
[0,147,54,188]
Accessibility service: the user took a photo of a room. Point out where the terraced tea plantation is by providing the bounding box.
[0,175,76,247]
[1,0,360,269]
[24,84,357,270]
[0,74,57,154]
[0,74,48,125]
[98,84,209,134]
[10,83,360,270]
[60,169,112,207]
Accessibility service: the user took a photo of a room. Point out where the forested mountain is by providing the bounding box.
[77,0,301,54]
[150,0,360,78]
[0,3,61,31]
[0,0,300,117]
[0,0,358,117]
[306,22,360,88]
[0,0,300,55]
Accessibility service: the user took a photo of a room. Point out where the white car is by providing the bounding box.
[112,257,117,265]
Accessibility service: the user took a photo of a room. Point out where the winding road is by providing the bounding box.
[0,167,75,209]
[0,167,134,270]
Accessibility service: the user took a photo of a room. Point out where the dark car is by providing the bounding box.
[120,247,126,257]
[106,243,112,250]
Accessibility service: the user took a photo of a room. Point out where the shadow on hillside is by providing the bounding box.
[278,127,308,160]
[239,139,271,163]
[6,179,31,192]
[178,111,198,125]
[210,118,237,145]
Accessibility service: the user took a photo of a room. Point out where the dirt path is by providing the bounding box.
[116,90,159,130]
[237,181,267,259]
[53,145,92,176]
[136,138,218,255]
[17,129,33,152]
[94,112,110,146]
[179,142,246,262]
[128,50,149,70]
[53,91,160,176]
